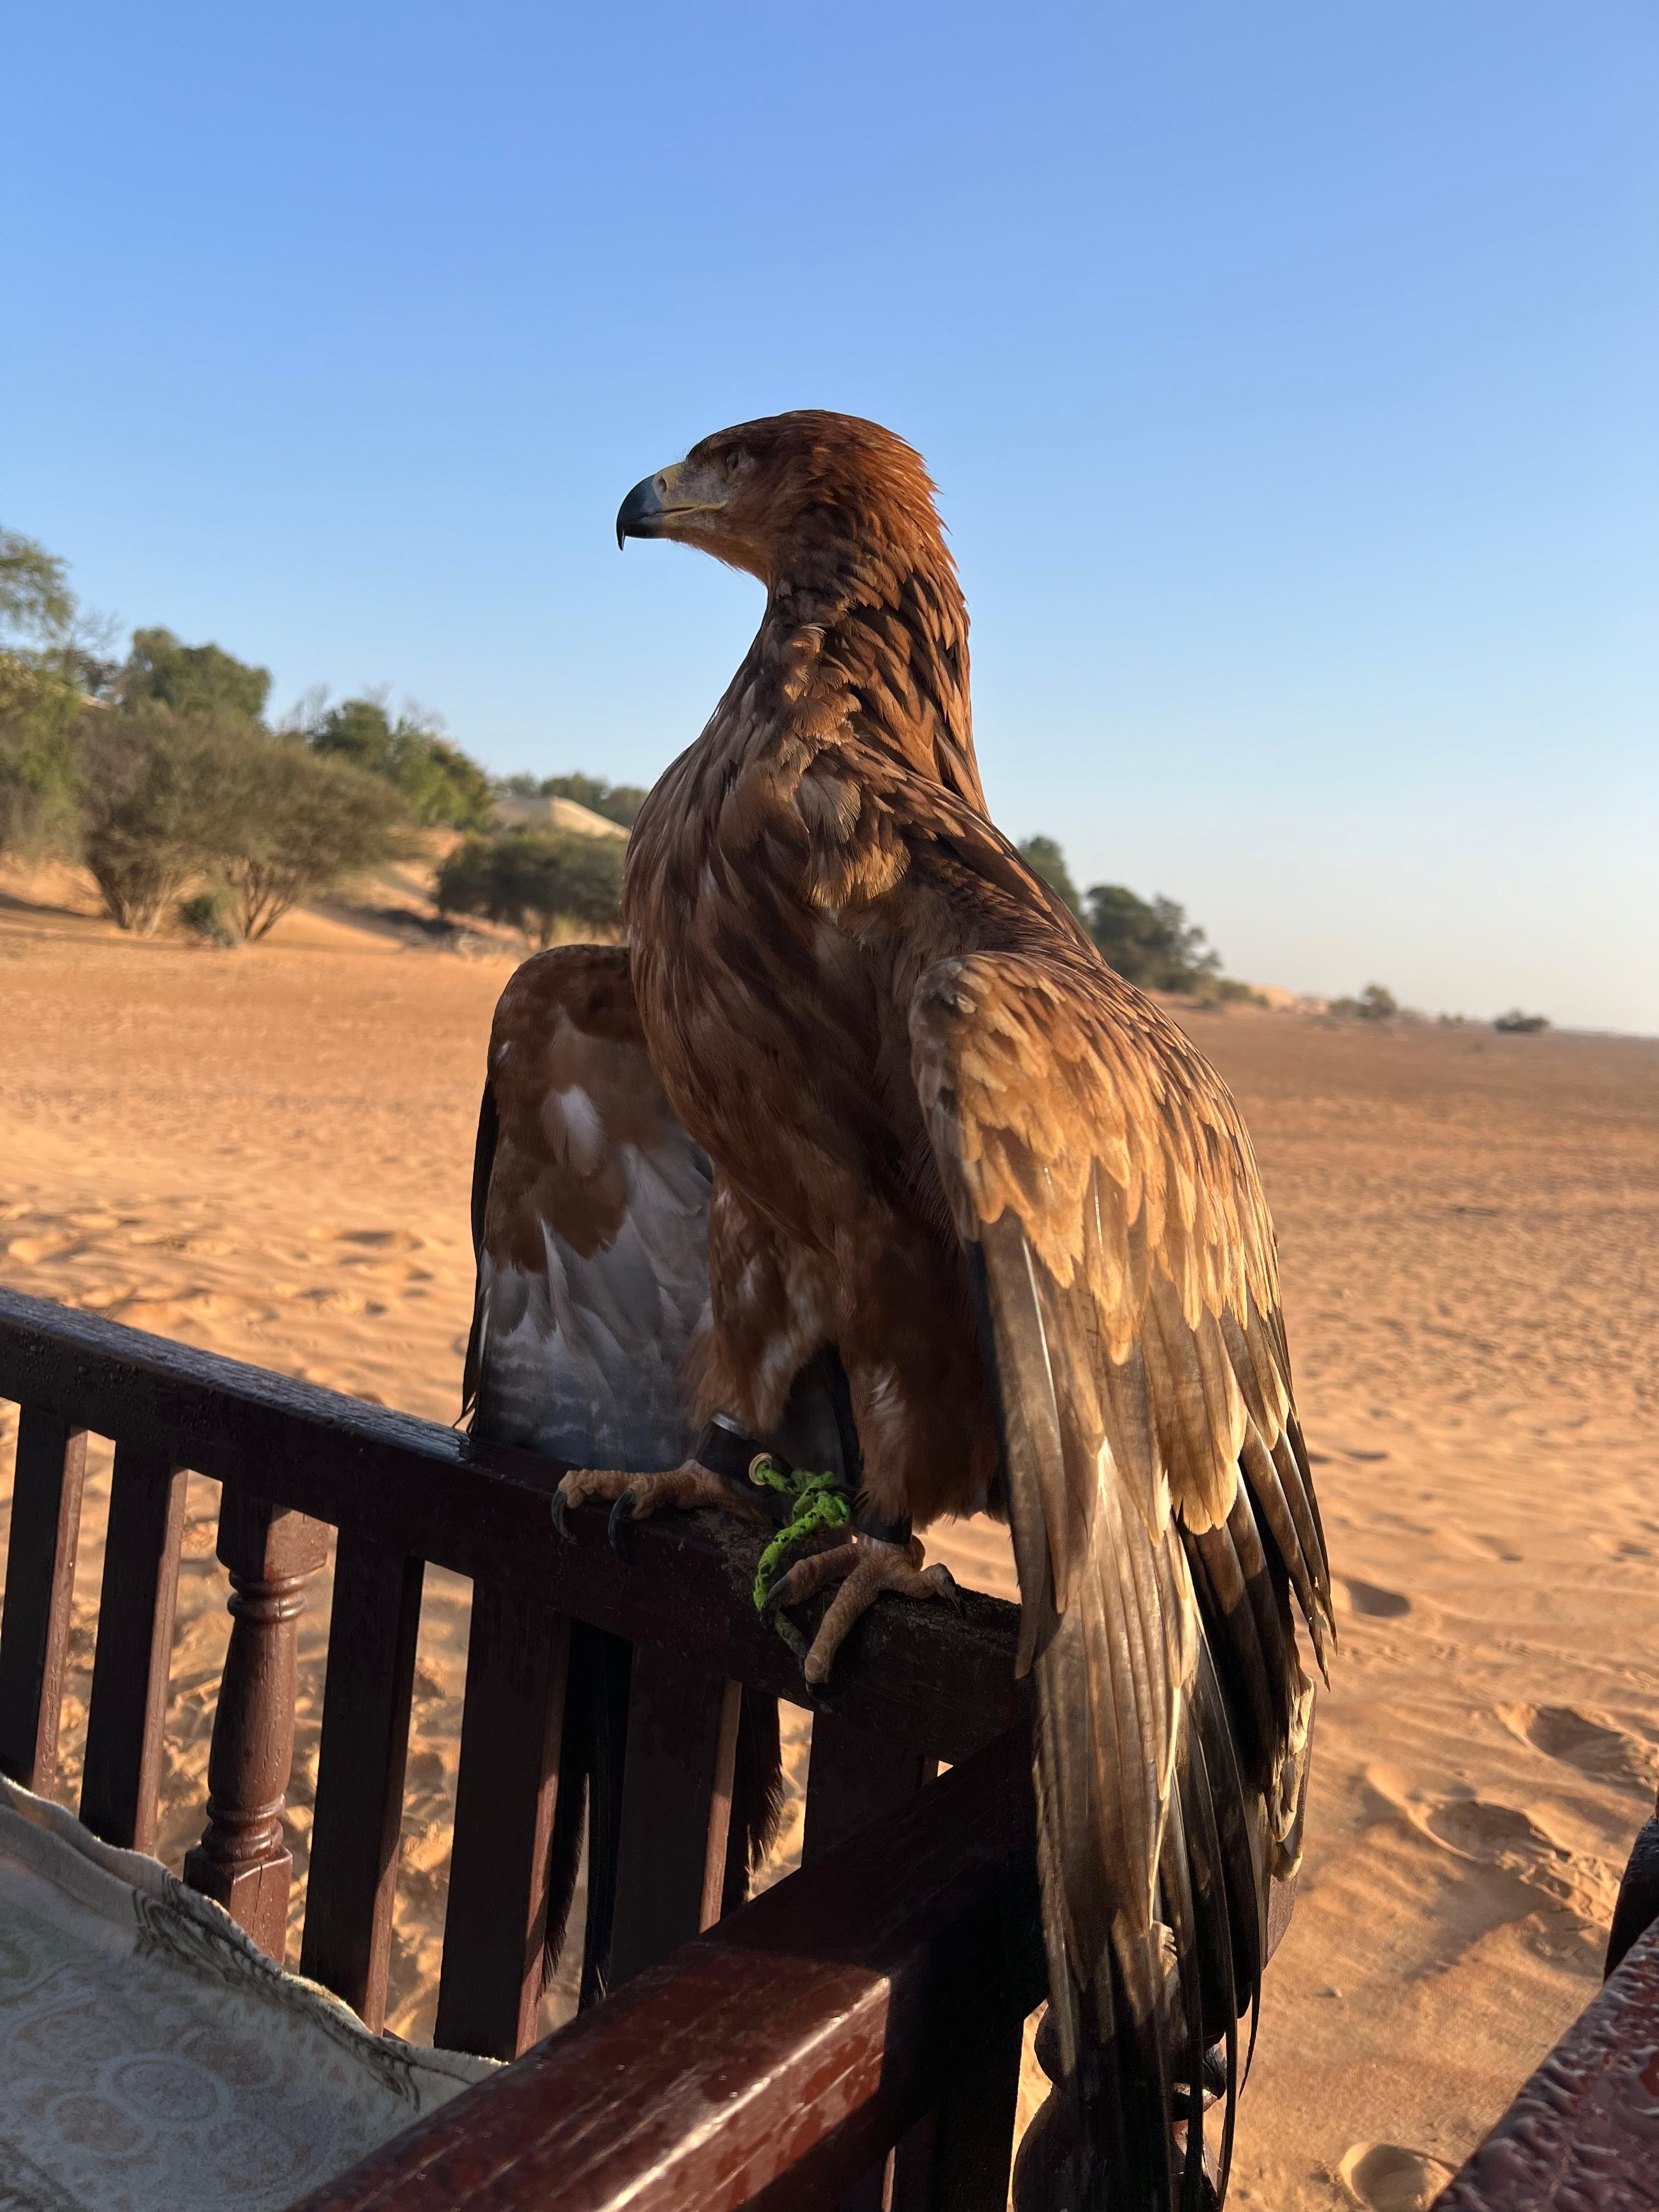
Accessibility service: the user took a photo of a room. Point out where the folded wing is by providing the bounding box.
[464,943,857,2004]
[464,944,712,1469]
[911,949,1333,2208]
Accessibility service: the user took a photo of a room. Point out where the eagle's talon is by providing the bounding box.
[797,1532,960,1688]
[932,1564,963,1612]
[552,1459,769,1560]
[550,1489,573,1543]
[608,1490,638,1556]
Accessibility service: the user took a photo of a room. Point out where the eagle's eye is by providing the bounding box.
[720,445,749,475]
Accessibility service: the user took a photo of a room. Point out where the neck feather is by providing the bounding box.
[763,535,984,815]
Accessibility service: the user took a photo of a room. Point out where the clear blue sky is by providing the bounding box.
[5,3,1655,1030]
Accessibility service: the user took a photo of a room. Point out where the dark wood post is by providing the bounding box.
[606,1645,742,1992]
[301,1530,425,2029]
[81,1442,187,1852]
[805,1714,941,2212]
[0,1407,88,1793]
[435,1576,568,2061]
[183,1486,329,1960]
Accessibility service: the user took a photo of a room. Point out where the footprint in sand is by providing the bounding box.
[332,1228,426,1252]
[1588,1531,1654,1560]
[1425,1797,1613,1920]
[299,1288,389,1317]
[4,1235,76,1265]
[1365,1768,1618,1922]
[1436,1528,1522,1564]
[1338,2142,1454,2210]
[1332,1575,1411,1619]
[1498,1703,1659,1790]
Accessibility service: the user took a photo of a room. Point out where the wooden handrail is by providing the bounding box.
[290,1724,1043,2212]
[0,1283,1038,2106]
[0,1287,1025,1765]
[1435,1919,1659,2210]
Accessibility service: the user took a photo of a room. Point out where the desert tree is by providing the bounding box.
[1,528,75,646]
[436,827,624,947]
[77,702,250,933]
[1018,834,1083,916]
[0,527,105,854]
[1083,881,1222,992]
[119,626,273,723]
[0,654,85,856]
[222,740,407,940]
[306,694,494,830]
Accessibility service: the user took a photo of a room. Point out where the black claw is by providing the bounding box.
[608,1489,638,1556]
[758,1578,788,1626]
[551,1488,573,1542]
[938,1566,964,1612]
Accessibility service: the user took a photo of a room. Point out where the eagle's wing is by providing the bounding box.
[465,944,858,2002]
[910,950,1333,2207]
[464,943,712,1468]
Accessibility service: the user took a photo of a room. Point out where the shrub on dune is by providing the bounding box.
[436,826,624,948]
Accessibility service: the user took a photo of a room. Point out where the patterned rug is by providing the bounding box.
[0,1779,496,2212]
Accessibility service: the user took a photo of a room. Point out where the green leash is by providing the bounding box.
[748,1457,853,1657]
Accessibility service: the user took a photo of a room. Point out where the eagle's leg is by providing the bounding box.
[763,1528,959,1688]
[553,1458,769,1550]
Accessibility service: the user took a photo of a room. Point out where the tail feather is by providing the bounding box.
[541,1622,634,2010]
[723,1689,785,1916]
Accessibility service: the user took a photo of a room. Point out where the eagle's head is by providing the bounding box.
[616,410,946,589]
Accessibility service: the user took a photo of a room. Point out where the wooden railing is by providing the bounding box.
[4,1281,1656,2210]
[0,1286,1038,2208]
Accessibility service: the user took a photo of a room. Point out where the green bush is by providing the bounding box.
[1189,974,1268,1009]
[1493,1008,1549,1035]
[176,890,240,948]
[437,828,625,947]
[1329,983,1398,1023]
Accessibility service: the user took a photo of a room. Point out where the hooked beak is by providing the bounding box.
[616,470,670,548]
[615,457,728,549]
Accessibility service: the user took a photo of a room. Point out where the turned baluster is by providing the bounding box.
[183,1487,328,1960]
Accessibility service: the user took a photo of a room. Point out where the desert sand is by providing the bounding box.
[2,876,1656,2210]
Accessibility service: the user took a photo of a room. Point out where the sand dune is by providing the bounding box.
[2,889,1656,2208]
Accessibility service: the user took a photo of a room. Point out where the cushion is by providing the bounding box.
[0,1776,496,2212]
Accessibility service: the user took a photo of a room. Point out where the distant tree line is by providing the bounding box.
[10,527,1549,1011]
[1326,985,1551,1034]
[493,771,647,829]
[0,524,638,945]
[1017,834,1260,1002]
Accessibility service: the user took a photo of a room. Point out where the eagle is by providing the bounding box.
[470,411,1332,2208]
